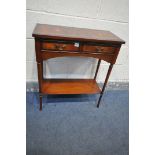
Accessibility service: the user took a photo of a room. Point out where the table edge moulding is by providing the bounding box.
[32,23,125,111]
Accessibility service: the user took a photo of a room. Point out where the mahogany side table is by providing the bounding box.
[32,24,125,111]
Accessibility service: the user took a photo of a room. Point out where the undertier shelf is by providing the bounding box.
[41,79,101,95]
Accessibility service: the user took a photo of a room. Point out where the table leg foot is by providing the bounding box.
[39,95,42,111]
[97,94,103,108]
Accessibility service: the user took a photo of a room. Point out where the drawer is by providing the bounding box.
[82,45,115,54]
[42,42,79,51]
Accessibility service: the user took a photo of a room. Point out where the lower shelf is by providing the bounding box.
[41,79,101,95]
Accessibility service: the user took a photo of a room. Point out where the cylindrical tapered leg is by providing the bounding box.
[94,59,101,80]
[39,95,42,111]
[97,64,113,108]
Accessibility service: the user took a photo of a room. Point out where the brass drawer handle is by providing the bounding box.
[95,47,114,54]
[95,47,106,52]
[55,44,66,50]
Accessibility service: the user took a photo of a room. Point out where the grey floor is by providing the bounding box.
[26,89,129,155]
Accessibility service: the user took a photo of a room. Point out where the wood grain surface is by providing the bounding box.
[33,24,125,44]
[41,79,101,94]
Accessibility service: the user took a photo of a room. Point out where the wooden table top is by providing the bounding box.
[32,24,125,44]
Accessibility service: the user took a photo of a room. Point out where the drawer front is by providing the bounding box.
[83,45,115,54]
[42,42,79,51]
